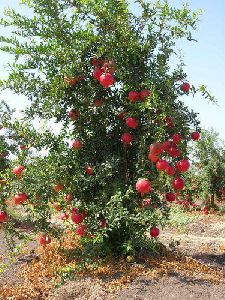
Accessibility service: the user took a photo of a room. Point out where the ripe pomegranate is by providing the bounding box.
[71,207,78,214]
[118,111,124,121]
[203,206,209,215]
[19,144,26,150]
[64,193,74,202]
[180,82,191,92]
[162,140,172,151]
[69,78,77,87]
[121,132,133,144]
[71,212,85,224]
[176,159,190,172]
[93,67,103,80]
[173,177,184,190]
[166,192,176,202]
[148,152,159,163]
[172,133,181,144]
[126,117,138,129]
[76,225,87,236]
[164,116,174,127]
[156,159,169,172]
[165,165,176,176]
[135,178,152,195]
[94,99,103,107]
[142,198,151,207]
[53,184,64,193]
[99,73,114,87]
[68,109,80,121]
[92,57,99,66]
[168,146,181,157]
[39,234,51,245]
[14,192,28,205]
[149,142,163,155]
[150,226,160,238]
[85,166,94,175]
[128,91,139,103]
[191,131,200,141]
[72,139,83,150]
[99,219,107,228]
[0,211,8,222]
[53,202,62,211]
[139,89,151,101]
[60,212,69,221]
[12,165,24,177]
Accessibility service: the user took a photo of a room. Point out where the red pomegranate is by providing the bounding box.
[71,207,78,214]
[139,89,151,101]
[148,152,159,163]
[85,166,94,175]
[118,111,124,121]
[12,165,24,177]
[142,198,151,207]
[165,165,176,176]
[135,178,152,195]
[172,133,181,144]
[166,192,176,202]
[53,184,64,193]
[173,177,184,190]
[149,142,163,156]
[64,193,74,202]
[121,132,133,144]
[164,116,174,127]
[92,57,99,67]
[39,234,51,245]
[99,73,114,87]
[150,226,160,238]
[168,146,181,157]
[93,67,103,80]
[53,202,62,211]
[126,117,138,129]
[60,212,69,221]
[180,82,191,92]
[191,131,200,141]
[99,219,107,228]
[68,109,80,121]
[19,145,27,150]
[71,212,85,224]
[156,159,169,172]
[72,139,83,150]
[14,192,28,205]
[0,211,8,222]
[94,99,103,107]
[76,225,87,236]
[128,91,139,103]
[176,159,190,172]
[162,141,172,151]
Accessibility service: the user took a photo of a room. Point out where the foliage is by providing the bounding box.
[188,129,225,207]
[168,204,198,230]
[0,0,210,257]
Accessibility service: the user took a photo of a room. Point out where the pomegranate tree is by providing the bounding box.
[0,0,212,258]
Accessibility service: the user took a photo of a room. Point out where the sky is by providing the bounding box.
[0,0,225,139]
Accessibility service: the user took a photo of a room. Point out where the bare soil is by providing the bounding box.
[1,213,225,300]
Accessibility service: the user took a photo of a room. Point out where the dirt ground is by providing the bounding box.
[0,213,225,300]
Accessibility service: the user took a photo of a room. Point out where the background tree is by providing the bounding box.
[189,129,225,208]
[0,0,211,257]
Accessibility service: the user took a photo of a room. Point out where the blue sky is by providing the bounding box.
[0,0,225,139]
